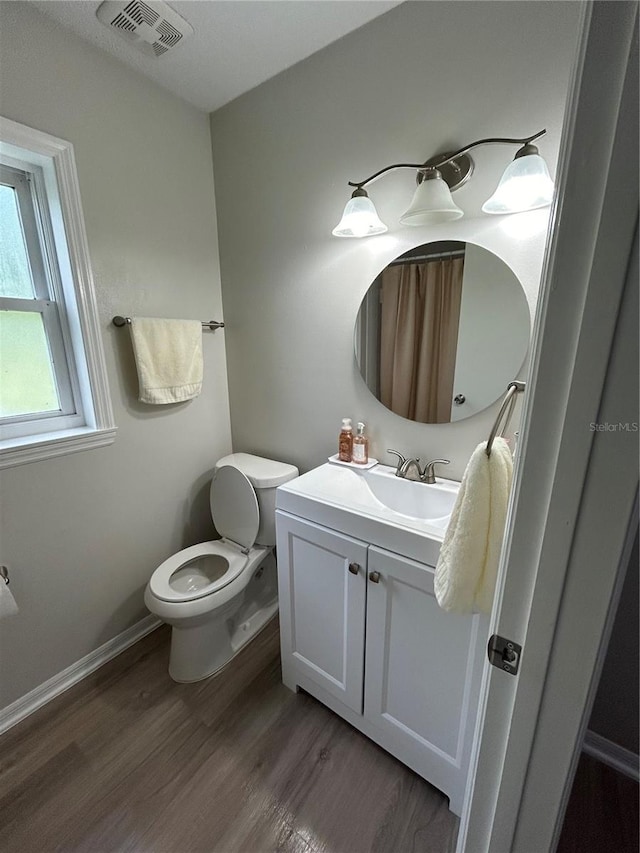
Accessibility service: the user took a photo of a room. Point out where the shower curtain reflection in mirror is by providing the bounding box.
[359,257,464,424]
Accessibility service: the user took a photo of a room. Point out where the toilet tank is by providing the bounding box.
[215,453,298,546]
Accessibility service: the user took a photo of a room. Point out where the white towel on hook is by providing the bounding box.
[129,317,203,404]
[434,437,513,614]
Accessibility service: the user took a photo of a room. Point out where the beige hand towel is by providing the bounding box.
[130,318,203,404]
[434,437,513,614]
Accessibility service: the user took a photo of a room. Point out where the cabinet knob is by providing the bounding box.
[369,571,381,584]
[348,562,360,575]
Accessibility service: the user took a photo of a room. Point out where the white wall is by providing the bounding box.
[210,1,582,480]
[0,3,231,709]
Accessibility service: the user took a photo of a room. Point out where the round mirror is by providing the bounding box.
[354,241,530,424]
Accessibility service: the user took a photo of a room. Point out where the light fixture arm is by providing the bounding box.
[347,129,547,189]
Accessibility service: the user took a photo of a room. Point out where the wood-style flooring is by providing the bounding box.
[0,621,458,853]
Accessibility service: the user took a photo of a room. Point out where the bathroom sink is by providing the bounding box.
[362,465,458,525]
[276,462,460,566]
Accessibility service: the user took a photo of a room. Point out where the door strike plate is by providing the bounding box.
[488,634,522,675]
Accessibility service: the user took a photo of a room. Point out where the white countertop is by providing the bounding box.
[276,462,459,567]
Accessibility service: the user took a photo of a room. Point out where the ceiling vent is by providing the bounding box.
[96,0,194,58]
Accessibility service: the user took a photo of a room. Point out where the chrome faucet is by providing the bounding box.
[386,450,450,484]
[399,457,423,480]
[421,458,450,484]
[387,449,407,476]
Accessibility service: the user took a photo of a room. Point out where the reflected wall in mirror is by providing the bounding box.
[355,241,531,424]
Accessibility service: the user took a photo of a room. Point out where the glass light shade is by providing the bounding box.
[482,153,554,214]
[399,175,463,226]
[332,195,388,238]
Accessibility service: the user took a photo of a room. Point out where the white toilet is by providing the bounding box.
[144,453,298,682]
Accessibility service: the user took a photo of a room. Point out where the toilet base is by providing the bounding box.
[230,598,279,654]
[152,549,280,683]
[168,600,278,682]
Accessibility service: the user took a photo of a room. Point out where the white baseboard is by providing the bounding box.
[583,729,640,782]
[0,614,161,736]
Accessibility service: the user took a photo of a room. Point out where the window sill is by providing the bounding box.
[0,426,117,469]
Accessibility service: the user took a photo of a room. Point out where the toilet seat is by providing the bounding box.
[150,466,262,605]
[149,541,249,603]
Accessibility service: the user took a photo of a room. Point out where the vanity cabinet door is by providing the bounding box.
[276,511,368,713]
[363,546,486,815]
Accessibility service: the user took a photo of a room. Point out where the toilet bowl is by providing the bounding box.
[145,453,298,682]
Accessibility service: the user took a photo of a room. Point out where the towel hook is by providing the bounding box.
[486,381,526,457]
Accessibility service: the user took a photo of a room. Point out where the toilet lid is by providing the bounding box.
[210,465,259,550]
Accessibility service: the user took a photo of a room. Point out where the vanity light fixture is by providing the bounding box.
[332,187,388,238]
[332,129,553,237]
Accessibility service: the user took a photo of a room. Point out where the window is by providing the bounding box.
[1,163,81,436]
[0,118,115,467]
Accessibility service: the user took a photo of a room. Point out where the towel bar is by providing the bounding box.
[486,381,526,457]
[112,315,224,330]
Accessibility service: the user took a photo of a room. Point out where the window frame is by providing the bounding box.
[0,161,82,435]
[0,117,116,468]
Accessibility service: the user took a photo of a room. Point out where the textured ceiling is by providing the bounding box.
[31,0,404,112]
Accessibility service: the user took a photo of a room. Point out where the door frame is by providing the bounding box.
[459,2,639,850]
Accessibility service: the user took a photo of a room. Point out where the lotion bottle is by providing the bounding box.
[338,418,353,462]
[352,422,369,465]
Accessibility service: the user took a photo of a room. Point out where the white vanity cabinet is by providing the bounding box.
[276,509,486,817]
[275,512,368,714]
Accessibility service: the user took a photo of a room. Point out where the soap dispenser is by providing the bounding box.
[338,418,353,462]
[352,422,369,465]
